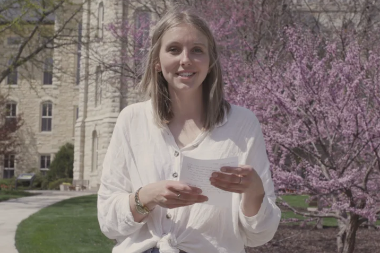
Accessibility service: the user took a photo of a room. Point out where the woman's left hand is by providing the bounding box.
[210,165,265,196]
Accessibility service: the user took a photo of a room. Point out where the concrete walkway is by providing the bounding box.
[0,190,97,253]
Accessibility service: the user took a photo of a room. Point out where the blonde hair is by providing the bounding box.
[139,7,230,130]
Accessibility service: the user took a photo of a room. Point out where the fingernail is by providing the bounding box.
[197,189,202,194]
[221,167,226,172]
[212,173,218,177]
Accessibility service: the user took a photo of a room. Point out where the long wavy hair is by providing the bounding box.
[139,7,230,130]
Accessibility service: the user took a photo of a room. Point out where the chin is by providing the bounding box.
[170,83,202,94]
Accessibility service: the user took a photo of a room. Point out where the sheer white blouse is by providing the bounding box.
[98,100,281,253]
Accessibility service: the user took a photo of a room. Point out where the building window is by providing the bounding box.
[41,102,52,132]
[7,59,18,85]
[5,102,17,124]
[95,66,102,107]
[6,102,17,118]
[43,58,53,85]
[76,22,82,85]
[97,2,104,39]
[3,154,15,179]
[91,131,98,172]
[73,106,78,137]
[7,37,21,46]
[40,155,51,175]
[134,11,151,71]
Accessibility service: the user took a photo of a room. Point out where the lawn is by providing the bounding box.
[15,194,114,253]
[0,190,38,202]
[279,195,380,227]
[14,194,378,253]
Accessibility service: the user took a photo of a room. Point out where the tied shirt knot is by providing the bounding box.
[157,233,180,253]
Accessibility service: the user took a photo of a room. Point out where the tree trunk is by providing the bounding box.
[337,215,360,253]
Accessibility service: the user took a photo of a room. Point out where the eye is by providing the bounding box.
[193,47,203,53]
[168,46,180,54]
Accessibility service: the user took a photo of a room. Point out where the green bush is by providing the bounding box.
[41,178,50,190]
[47,143,74,181]
[48,178,72,190]
[32,173,46,189]
[0,178,16,191]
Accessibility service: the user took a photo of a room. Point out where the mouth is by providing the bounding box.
[176,72,196,77]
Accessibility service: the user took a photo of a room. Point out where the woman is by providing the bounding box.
[98,7,281,253]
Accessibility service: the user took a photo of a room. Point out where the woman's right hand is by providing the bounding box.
[138,181,208,209]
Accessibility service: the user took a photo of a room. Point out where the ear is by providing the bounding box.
[155,63,161,72]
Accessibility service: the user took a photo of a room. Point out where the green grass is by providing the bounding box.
[281,194,309,208]
[279,195,380,227]
[14,193,379,252]
[0,190,38,202]
[15,195,114,253]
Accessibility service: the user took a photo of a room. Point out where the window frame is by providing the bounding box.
[76,22,82,85]
[7,59,18,85]
[40,154,51,175]
[43,57,53,85]
[97,2,104,40]
[3,154,15,179]
[95,66,102,107]
[91,131,98,172]
[134,10,151,71]
[41,101,53,132]
[7,36,21,46]
[5,102,17,118]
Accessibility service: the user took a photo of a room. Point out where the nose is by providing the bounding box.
[180,50,191,66]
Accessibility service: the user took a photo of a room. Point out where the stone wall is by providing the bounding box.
[0,3,81,178]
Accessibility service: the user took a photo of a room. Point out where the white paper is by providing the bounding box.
[180,156,238,208]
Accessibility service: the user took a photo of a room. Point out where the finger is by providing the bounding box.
[220,166,253,176]
[167,183,203,195]
[165,195,208,209]
[165,190,208,202]
[166,200,205,209]
[211,172,243,185]
[210,180,244,194]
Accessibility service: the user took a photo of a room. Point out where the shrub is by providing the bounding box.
[41,178,50,190]
[32,173,46,189]
[0,178,16,191]
[47,143,74,181]
[48,178,72,190]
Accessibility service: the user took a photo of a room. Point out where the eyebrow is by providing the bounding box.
[166,41,207,47]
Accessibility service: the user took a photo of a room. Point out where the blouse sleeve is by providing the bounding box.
[97,111,146,239]
[238,116,281,247]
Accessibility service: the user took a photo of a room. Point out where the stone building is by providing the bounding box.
[0,0,82,178]
[73,0,151,189]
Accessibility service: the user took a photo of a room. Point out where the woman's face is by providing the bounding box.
[157,23,210,95]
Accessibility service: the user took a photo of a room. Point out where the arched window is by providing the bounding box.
[91,131,98,172]
[43,57,53,85]
[97,2,104,39]
[41,101,53,132]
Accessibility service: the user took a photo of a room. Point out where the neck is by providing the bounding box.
[169,87,203,124]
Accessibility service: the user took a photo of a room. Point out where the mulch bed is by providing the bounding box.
[246,225,380,253]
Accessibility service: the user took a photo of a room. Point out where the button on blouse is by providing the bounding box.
[98,100,281,253]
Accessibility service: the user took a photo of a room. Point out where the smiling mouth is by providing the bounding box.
[176,72,196,77]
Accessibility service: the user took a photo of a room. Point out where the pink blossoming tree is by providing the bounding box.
[108,1,380,253]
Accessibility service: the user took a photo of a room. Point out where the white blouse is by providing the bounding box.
[98,100,281,253]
